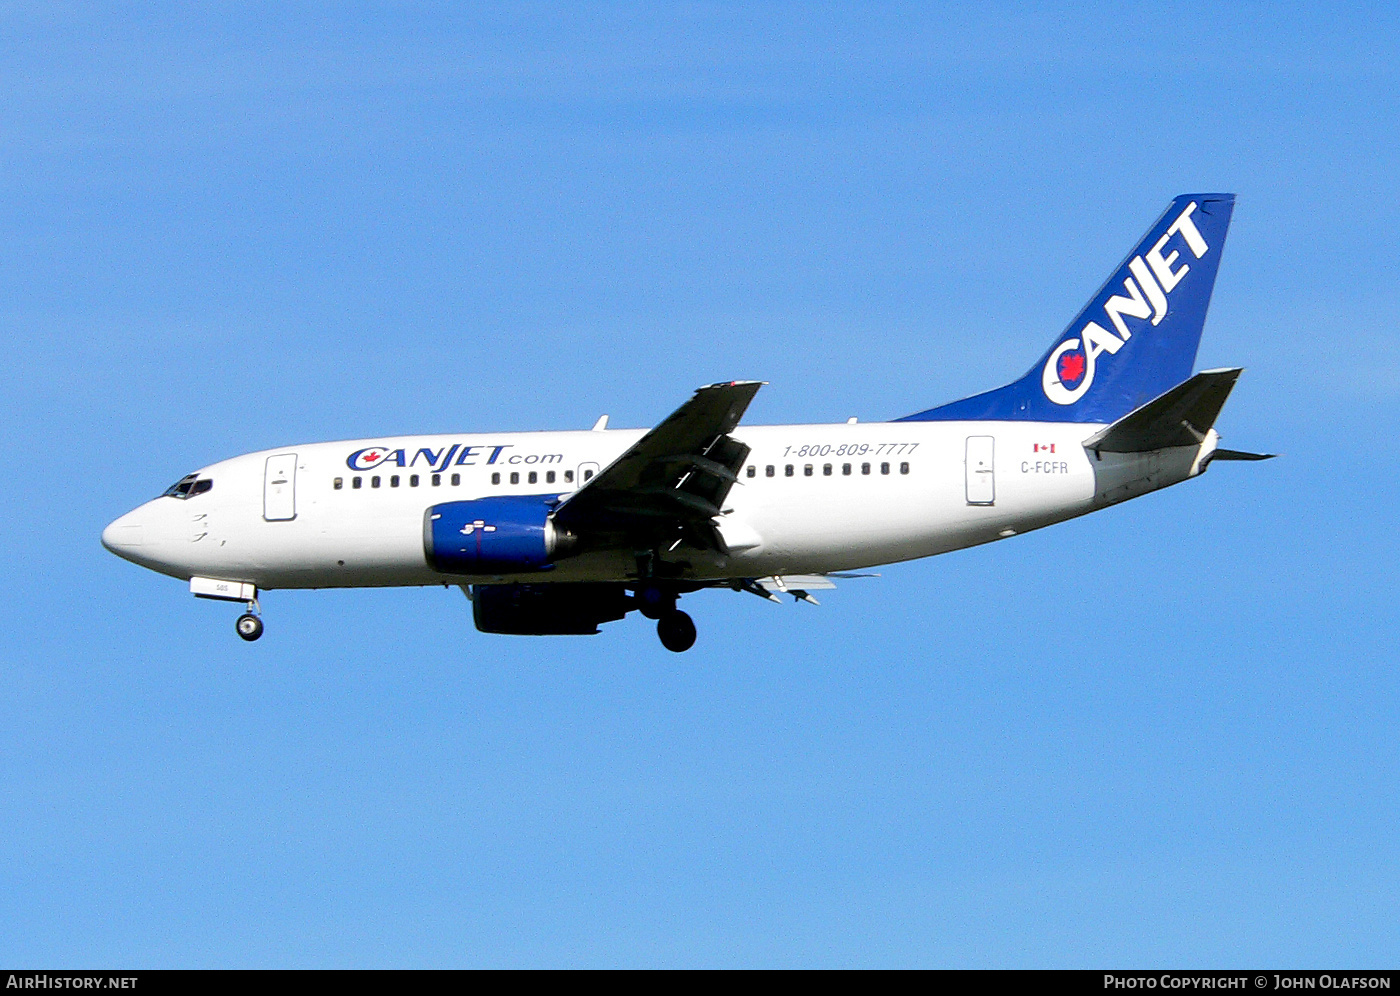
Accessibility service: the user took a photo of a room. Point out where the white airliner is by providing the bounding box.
[103,194,1270,651]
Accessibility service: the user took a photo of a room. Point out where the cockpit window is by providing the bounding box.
[161,474,212,499]
[162,474,198,498]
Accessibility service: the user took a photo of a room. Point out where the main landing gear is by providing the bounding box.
[236,597,263,642]
[635,582,697,653]
[656,609,696,653]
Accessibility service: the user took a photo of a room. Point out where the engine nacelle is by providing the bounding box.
[472,583,631,635]
[423,496,575,574]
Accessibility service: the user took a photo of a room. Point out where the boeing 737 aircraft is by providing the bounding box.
[103,194,1270,651]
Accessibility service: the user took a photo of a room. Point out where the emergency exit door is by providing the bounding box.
[263,453,298,521]
[965,436,995,505]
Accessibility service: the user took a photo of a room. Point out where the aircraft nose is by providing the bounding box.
[102,509,147,560]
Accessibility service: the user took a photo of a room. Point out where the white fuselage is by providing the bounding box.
[102,419,1215,591]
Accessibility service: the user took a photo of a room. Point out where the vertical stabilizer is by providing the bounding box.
[900,194,1235,424]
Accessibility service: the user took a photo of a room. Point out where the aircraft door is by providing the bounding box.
[965,436,995,505]
[577,461,600,486]
[263,453,298,521]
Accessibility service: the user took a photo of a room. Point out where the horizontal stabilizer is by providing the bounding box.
[1212,448,1276,461]
[1083,368,1242,454]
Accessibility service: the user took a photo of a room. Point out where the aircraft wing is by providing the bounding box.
[553,381,763,552]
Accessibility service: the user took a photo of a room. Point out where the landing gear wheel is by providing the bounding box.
[236,613,264,642]
[657,610,696,653]
[636,584,676,620]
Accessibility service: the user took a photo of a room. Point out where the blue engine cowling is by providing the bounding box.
[423,496,575,574]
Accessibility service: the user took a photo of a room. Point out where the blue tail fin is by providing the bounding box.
[899,194,1235,424]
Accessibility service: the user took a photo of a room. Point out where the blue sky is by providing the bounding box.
[2,2,1398,967]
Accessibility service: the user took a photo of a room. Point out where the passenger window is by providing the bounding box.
[491,472,500,485]
[766,465,775,477]
[390,475,400,487]
[900,462,910,475]
[746,466,756,478]
[352,476,362,489]
[861,463,871,475]
[823,463,832,476]
[409,474,419,487]
[432,474,441,486]
[334,478,343,490]
[804,464,813,476]
[528,471,537,484]
[880,462,890,475]
[565,470,574,483]
[451,473,461,486]
[785,464,794,477]
[842,463,851,476]
[584,469,594,481]
[371,476,381,488]
[547,471,556,484]
[510,472,520,485]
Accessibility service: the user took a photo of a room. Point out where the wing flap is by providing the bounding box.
[758,575,839,592]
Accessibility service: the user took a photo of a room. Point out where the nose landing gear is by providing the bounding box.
[236,596,263,642]
[236,614,263,641]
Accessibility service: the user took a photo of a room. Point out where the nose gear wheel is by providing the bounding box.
[236,613,264,642]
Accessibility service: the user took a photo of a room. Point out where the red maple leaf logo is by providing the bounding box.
[1058,351,1086,384]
